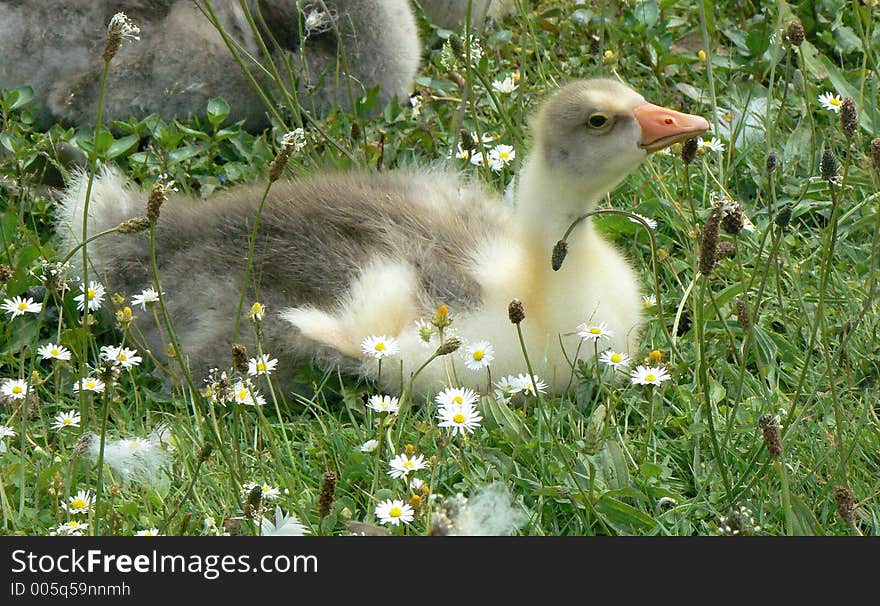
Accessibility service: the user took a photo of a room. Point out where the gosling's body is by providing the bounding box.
[0,1,420,129]
[58,79,710,396]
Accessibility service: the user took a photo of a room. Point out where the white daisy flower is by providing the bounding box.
[2,378,29,400]
[698,137,726,153]
[488,144,516,172]
[513,373,548,397]
[643,294,657,308]
[818,91,843,113]
[630,365,672,386]
[361,335,400,360]
[54,520,88,536]
[462,341,494,371]
[375,499,415,526]
[577,321,614,342]
[367,394,400,414]
[232,380,266,406]
[415,319,437,348]
[73,376,105,394]
[359,439,379,453]
[135,528,161,536]
[492,75,518,94]
[62,489,94,515]
[0,425,16,439]
[248,354,278,377]
[1,296,42,318]
[52,411,81,430]
[435,387,479,409]
[388,453,429,479]
[131,287,160,310]
[38,343,72,361]
[409,477,425,492]
[74,281,106,312]
[599,351,632,369]
[494,375,521,401]
[437,402,483,436]
[469,150,489,168]
[629,213,657,229]
[243,482,281,501]
[100,345,142,369]
[260,506,309,536]
[452,143,471,160]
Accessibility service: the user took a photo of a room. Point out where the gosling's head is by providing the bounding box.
[533,78,710,195]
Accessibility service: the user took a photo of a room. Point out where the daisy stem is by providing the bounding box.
[513,322,600,532]
[92,379,113,536]
[77,57,110,470]
[232,180,273,344]
[642,387,656,462]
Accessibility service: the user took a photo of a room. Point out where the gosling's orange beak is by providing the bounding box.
[633,102,711,153]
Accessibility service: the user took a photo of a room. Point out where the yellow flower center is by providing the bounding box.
[453,396,463,404]
[453,413,466,424]
[645,374,657,382]
[262,486,271,494]
[473,350,484,361]
[51,348,59,355]
[389,507,402,518]
[611,353,622,363]
[63,418,73,425]
[69,521,82,529]
[589,327,602,335]
[830,97,842,107]
[87,289,96,300]
[499,152,510,160]
[142,530,155,536]
[12,385,23,394]
[86,381,95,389]
[375,342,386,351]
[71,499,86,509]
[117,353,127,361]
[238,389,249,400]
[257,362,266,371]
[17,302,27,311]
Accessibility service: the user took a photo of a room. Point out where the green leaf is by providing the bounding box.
[482,397,530,441]
[206,97,230,127]
[789,494,825,536]
[632,0,659,27]
[597,441,630,491]
[106,134,139,159]
[595,495,656,534]
[8,86,34,111]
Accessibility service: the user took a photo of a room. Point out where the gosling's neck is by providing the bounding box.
[514,150,616,255]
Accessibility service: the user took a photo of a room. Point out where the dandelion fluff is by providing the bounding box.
[452,483,527,536]
[87,432,171,490]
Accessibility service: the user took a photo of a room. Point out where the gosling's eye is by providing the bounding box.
[588,113,610,129]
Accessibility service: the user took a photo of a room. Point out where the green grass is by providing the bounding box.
[1,0,878,536]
